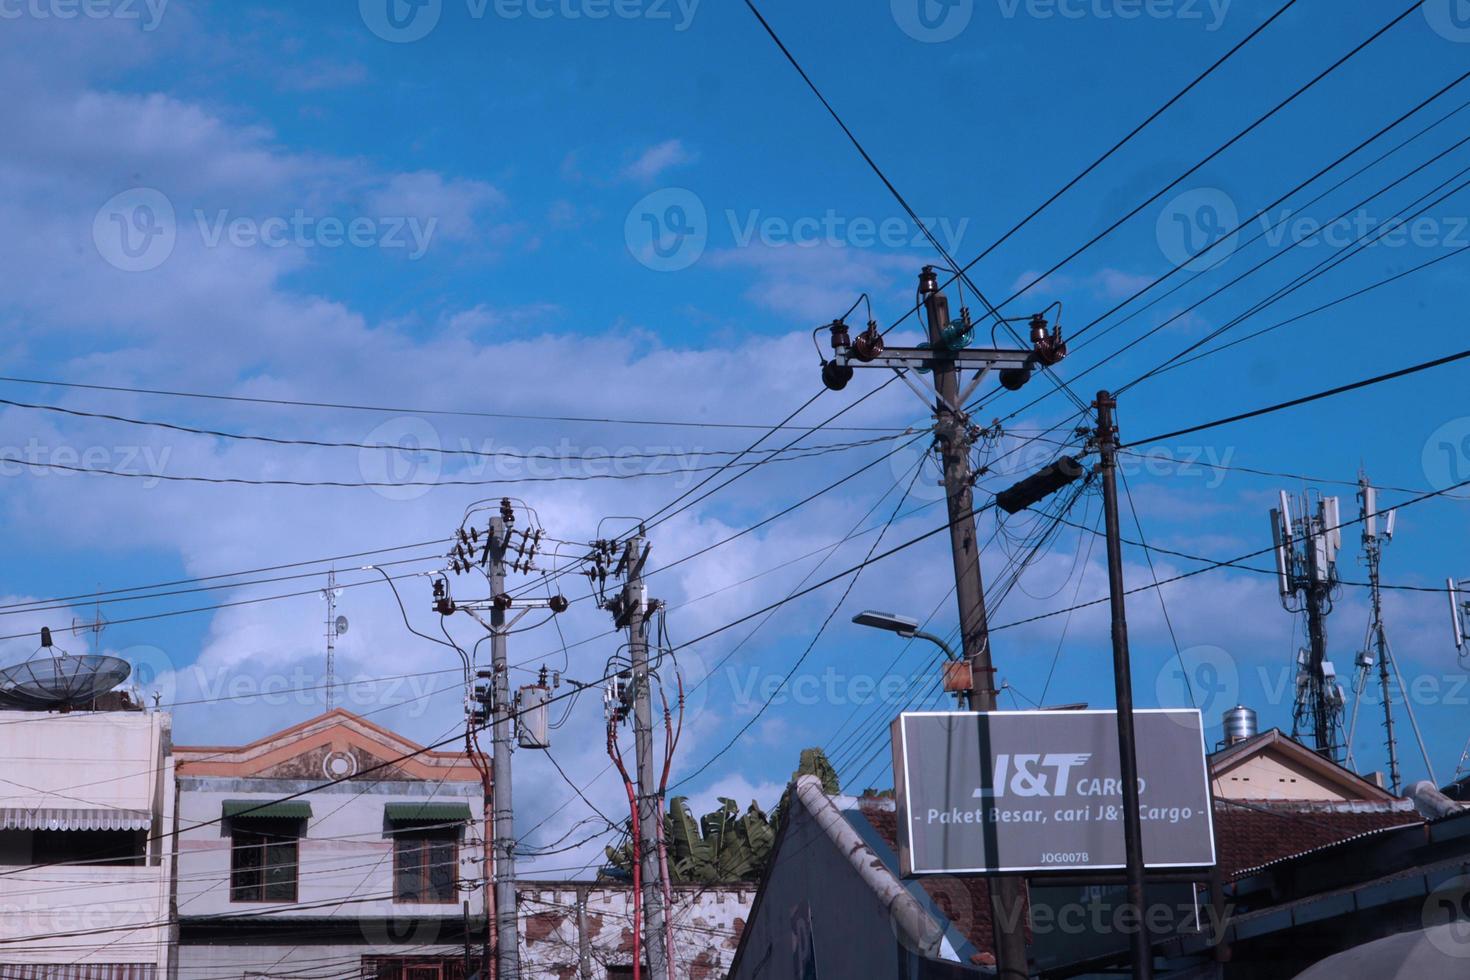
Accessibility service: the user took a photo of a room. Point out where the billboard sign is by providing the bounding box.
[891,709,1216,875]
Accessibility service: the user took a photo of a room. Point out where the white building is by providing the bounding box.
[0,707,175,979]
[172,709,488,979]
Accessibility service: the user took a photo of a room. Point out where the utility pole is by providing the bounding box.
[921,269,1032,980]
[1269,491,1346,762]
[606,531,671,980]
[1095,392,1153,980]
[820,265,1067,978]
[436,499,569,980]
[486,517,518,979]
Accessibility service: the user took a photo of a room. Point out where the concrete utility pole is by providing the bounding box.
[487,517,519,979]
[920,272,1030,980]
[609,532,671,980]
[437,501,568,980]
[1095,392,1153,980]
[822,265,1067,977]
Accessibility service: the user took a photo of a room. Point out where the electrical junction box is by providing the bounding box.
[517,685,551,749]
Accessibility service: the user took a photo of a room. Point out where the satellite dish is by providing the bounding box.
[0,632,131,710]
[335,615,349,636]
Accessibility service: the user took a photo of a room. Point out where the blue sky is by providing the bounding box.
[4,0,1470,871]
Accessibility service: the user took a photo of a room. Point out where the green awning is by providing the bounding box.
[384,802,472,824]
[222,800,313,820]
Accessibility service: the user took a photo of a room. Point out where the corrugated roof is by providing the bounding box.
[221,800,312,820]
[384,801,472,823]
[0,807,151,832]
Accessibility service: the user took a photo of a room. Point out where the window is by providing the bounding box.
[0,829,146,866]
[361,956,467,980]
[230,822,299,903]
[393,828,458,903]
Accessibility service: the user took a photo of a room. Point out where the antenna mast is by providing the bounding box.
[1271,489,1346,762]
[1348,474,1401,792]
[322,569,341,708]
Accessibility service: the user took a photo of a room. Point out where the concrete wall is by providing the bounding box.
[518,881,753,979]
[1213,754,1346,802]
[0,709,174,972]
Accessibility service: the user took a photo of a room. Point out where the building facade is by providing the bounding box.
[0,707,175,978]
[172,710,489,979]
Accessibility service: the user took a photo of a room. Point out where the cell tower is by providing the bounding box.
[1270,489,1347,762]
[321,570,346,709]
[1344,474,1414,794]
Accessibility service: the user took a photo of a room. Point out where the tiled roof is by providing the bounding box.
[1212,800,1421,878]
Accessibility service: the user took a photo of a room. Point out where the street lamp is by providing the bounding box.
[851,610,959,662]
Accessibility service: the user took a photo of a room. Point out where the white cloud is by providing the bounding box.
[619,139,695,184]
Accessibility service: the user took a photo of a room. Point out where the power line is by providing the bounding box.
[0,374,903,433]
[0,394,903,463]
[965,61,1470,427]
[1124,345,1470,447]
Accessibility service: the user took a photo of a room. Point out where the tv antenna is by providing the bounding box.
[1344,474,1435,793]
[321,570,345,709]
[71,598,109,655]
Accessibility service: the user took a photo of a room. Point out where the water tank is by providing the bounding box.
[1222,705,1257,745]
